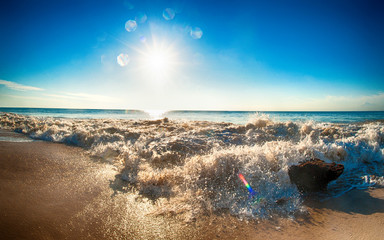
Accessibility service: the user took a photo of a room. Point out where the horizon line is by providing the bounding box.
[0,106,383,112]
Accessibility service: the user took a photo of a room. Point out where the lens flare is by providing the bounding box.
[163,8,175,20]
[123,0,134,10]
[117,53,130,67]
[125,20,137,32]
[140,35,147,43]
[190,27,203,39]
[135,12,147,23]
[238,173,256,196]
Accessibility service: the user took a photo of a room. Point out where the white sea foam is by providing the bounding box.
[1,112,383,221]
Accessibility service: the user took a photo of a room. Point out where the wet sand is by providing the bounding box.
[1,130,384,239]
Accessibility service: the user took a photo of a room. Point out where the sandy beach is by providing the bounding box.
[1,130,384,240]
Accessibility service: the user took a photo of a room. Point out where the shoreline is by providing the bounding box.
[0,133,384,239]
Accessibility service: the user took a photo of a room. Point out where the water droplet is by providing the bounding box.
[117,53,130,67]
[190,27,203,39]
[163,8,175,20]
[125,20,137,32]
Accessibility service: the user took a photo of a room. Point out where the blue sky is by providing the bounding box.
[0,0,383,110]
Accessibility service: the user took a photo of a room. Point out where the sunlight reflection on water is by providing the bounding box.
[144,109,167,119]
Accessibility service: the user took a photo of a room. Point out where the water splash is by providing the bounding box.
[1,112,383,221]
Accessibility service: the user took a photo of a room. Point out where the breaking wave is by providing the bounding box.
[1,112,383,221]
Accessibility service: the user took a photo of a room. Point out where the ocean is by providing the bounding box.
[1,108,384,221]
[1,107,384,124]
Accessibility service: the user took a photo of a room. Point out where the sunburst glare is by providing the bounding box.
[145,49,171,73]
[138,38,180,83]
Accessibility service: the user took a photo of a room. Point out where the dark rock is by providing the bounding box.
[288,159,344,192]
[275,198,288,205]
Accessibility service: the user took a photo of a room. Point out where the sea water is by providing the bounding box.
[1,107,384,124]
[0,109,383,221]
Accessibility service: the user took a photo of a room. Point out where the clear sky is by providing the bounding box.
[0,0,383,111]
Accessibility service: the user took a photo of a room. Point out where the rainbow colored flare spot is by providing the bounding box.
[238,173,256,196]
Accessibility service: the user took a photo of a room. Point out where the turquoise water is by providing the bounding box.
[1,108,383,124]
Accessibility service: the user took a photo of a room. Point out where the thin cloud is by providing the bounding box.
[62,92,117,102]
[0,79,44,91]
[43,92,116,102]
[1,94,49,102]
[43,93,79,100]
[313,92,384,111]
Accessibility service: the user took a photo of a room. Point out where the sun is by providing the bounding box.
[138,39,179,82]
[145,50,171,74]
